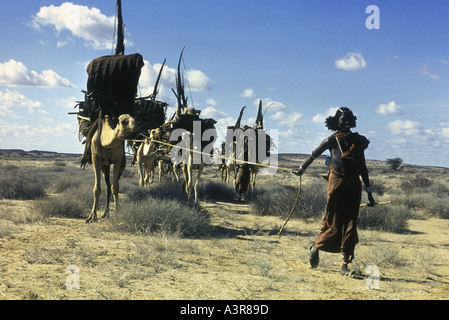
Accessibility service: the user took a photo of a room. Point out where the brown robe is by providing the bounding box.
[315,165,362,263]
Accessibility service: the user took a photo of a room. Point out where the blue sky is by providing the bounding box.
[1,0,449,167]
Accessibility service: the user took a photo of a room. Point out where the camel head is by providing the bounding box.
[149,127,163,141]
[116,114,137,139]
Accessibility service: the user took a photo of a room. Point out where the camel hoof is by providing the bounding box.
[85,215,97,223]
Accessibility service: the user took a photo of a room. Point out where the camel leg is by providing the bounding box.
[137,154,145,187]
[158,160,163,182]
[172,164,179,183]
[148,159,155,185]
[86,158,102,223]
[182,164,192,199]
[110,162,122,215]
[250,166,259,190]
[102,164,111,218]
[194,165,204,203]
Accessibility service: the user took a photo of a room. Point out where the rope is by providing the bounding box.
[277,175,302,236]
[127,138,295,173]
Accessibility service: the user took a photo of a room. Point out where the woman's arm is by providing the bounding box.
[293,136,333,176]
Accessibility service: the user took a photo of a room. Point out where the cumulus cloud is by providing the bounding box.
[0,59,74,88]
[205,99,217,107]
[335,52,366,71]
[201,106,228,120]
[138,59,212,107]
[0,89,45,117]
[0,118,77,152]
[30,2,122,50]
[388,119,423,136]
[375,101,403,116]
[240,88,256,98]
[258,98,287,113]
[185,69,212,92]
[312,106,341,123]
[270,110,303,127]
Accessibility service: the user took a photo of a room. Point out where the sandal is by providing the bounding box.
[340,264,358,278]
[309,242,319,269]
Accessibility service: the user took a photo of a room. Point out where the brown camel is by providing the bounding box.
[83,113,137,223]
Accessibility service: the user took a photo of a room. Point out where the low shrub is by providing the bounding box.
[109,197,212,237]
[358,203,410,233]
[0,169,46,200]
[32,184,93,219]
[199,180,237,202]
[249,180,327,219]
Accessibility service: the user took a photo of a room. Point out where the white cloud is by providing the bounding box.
[201,106,228,120]
[335,52,367,71]
[375,101,403,116]
[0,89,44,117]
[185,69,212,92]
[388,119,422,136]
[205,99,217,107]
[240,88,256,98]
[258,98,287,113]
[312,106,341,123]
[0,118,77,152]
[270,110,303,127]
[30,2,124,50]
[0,59,74,88]
[418,66,439,80]
[139,60,211,104]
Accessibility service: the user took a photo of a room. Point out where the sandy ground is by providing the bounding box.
[0,151,448,302]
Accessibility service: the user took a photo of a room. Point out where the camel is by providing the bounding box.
[179,131,204,202]
[136,137,156,187]
[82,113,137,223]
[137,127,180,186]
[157,158,180,183]
[219,141,236,184]
[136,128,159,187]
[249,165,259,190]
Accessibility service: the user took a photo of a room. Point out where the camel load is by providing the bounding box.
[75,53,168,144]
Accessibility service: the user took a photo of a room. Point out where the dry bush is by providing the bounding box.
[109,181,212,237]
[427,198,449,219]
[249,180,327,219]
[32,184,93,219]
[399,175,433,195]
[358,203,410,233]
[199,180,237,202]
[0,169,47,200]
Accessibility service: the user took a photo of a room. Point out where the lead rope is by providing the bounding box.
[277,175,302,236]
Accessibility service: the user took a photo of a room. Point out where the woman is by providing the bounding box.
[293,107,375,276]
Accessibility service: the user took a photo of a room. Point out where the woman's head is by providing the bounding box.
[325,107,357,131]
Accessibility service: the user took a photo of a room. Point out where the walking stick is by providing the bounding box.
[278,176,302,236]
[360,201,392,207]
